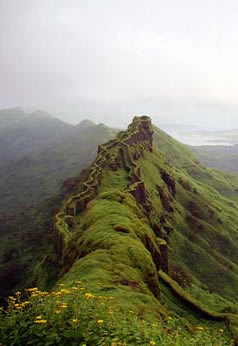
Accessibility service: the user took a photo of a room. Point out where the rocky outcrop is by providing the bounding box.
[55,116,154,238]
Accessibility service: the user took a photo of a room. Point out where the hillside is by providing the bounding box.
[0,109,73,168]
[0,122,117,214]
[2,116,238,344]
[191,144,238,174]
[0,107,26,132]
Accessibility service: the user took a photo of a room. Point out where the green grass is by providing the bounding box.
[0,284,233,346]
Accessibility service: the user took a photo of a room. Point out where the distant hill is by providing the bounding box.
[190,144,238,174]
[0,109,73,167]
[0,122,118,214]
[0,107,26,131]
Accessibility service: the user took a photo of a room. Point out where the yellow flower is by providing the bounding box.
[85,293,94,299]
[34,319,47,324]
[219,329,224,333]
[72,319,78,323]
[60,289,70,294]
[15,291,21,296]
[167,316,172,320]
[22,301,30,305]
[40,291,49,296]
[195,326,205,331]
[150,341,156,346]
[28,288,38,292]
[97,319,104,324]
[60,303,68,309]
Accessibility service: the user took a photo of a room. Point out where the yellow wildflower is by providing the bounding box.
[85,293,94,299]
[60,289,70,294]
[167,316,172,320]
[28,288,38,292]
[97,319,104,324]
[22,301,30,305]
[195,326,205,331]
[150,341,156,346]
[72,319,78,323]
[40,291,49,296]
[34,319,47,324]
[60,303,68,309]
[219,329,224,333]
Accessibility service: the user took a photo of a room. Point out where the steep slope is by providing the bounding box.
[0,110,73,168]
[2,116,238,344]
[191,144,238,174]
[0,121,118,214]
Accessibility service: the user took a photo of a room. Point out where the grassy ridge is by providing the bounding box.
[2,116,238,344]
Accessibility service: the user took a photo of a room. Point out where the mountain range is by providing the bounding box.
[0,109,117,214]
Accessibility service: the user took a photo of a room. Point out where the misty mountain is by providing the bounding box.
[0,107,26,132]
[0,109,73,167]
[191,144,238,174]
[0,122,117,214]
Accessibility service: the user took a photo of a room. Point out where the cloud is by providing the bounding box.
[1,0,238,128]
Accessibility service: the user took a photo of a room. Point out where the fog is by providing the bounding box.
[1,0,238,130]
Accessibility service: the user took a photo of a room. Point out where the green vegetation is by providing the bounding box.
[0,284,233,345]
[3,116,238,344]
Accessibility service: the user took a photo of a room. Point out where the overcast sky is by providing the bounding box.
[1,0,238,129]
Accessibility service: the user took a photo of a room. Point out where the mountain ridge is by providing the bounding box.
[2,116,238,344]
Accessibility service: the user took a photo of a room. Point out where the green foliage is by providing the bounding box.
[0,285,233,345]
